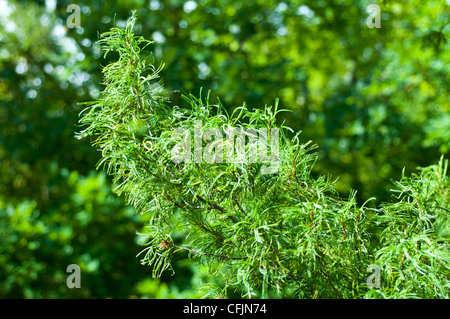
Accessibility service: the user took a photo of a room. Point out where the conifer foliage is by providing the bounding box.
[77,14,449,298]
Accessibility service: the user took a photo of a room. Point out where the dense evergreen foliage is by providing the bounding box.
[77,14,449,298]
[1,0,448,298]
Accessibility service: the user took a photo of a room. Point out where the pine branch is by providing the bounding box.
[77,13,450,299]
[166,241,248,260]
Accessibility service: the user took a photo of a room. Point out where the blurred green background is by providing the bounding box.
[0,0,448,298]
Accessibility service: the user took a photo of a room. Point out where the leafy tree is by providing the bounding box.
[77,14,449,298]
[0,0,203,298]
[1,0,448,299]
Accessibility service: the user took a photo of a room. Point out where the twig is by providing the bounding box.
[194,191,239,224]
[170,242,248,260]
[133,84,153,137]
[234,197,246,215]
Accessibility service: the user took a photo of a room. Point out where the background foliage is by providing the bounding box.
[0,0,448,298]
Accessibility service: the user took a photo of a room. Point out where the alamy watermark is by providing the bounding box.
[66,264,81,288]
[366,4,381,28]
[66,4,81,29]
[170,120,280,174]
[366,264,381,288]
